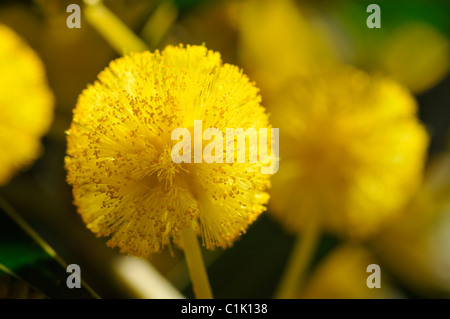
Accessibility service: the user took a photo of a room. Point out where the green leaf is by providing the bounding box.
[0,197,99,298]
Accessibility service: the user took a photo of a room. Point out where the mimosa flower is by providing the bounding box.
[379,22,450,94]
[300,245,398,299]
[238,0,337,99]
[269,66,428,238]
[0,24,54,185]
[372,153,450,295]
[65,45,271,257]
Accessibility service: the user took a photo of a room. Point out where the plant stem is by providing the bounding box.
[140,0,178,48]
[84,0,149,54]
[180,228,213,299]
[275,213,320,299]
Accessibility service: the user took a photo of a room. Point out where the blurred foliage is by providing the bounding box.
[0,273,46,299]
[0,198,98,298]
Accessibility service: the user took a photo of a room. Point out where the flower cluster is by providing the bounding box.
[269,67,428,237]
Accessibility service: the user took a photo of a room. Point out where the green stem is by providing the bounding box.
[84,0,149,54]
[140,0,178,48]
[275,213,320,299]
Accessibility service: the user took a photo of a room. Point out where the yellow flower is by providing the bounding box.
[237,0,337,98]
[0,24,54,185]
[65,45,271,257]
[379,22,450,94]
[300,245,399,299]
[372,153,450,296]
[269,66,428,238]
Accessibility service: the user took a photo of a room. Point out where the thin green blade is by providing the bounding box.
[0,197,99,299]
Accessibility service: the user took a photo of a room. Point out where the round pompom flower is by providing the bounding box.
[269,66,428,238]
[0,24,54,185]
[65,45,271,257]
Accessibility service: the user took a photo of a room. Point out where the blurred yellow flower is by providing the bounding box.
[379,23,450,94]
[65,45,271,257]
[269,66,428,238]
[237,0,337,98]
[300,245,400,299]
[0,24,54,186]
[372,153,450,297]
